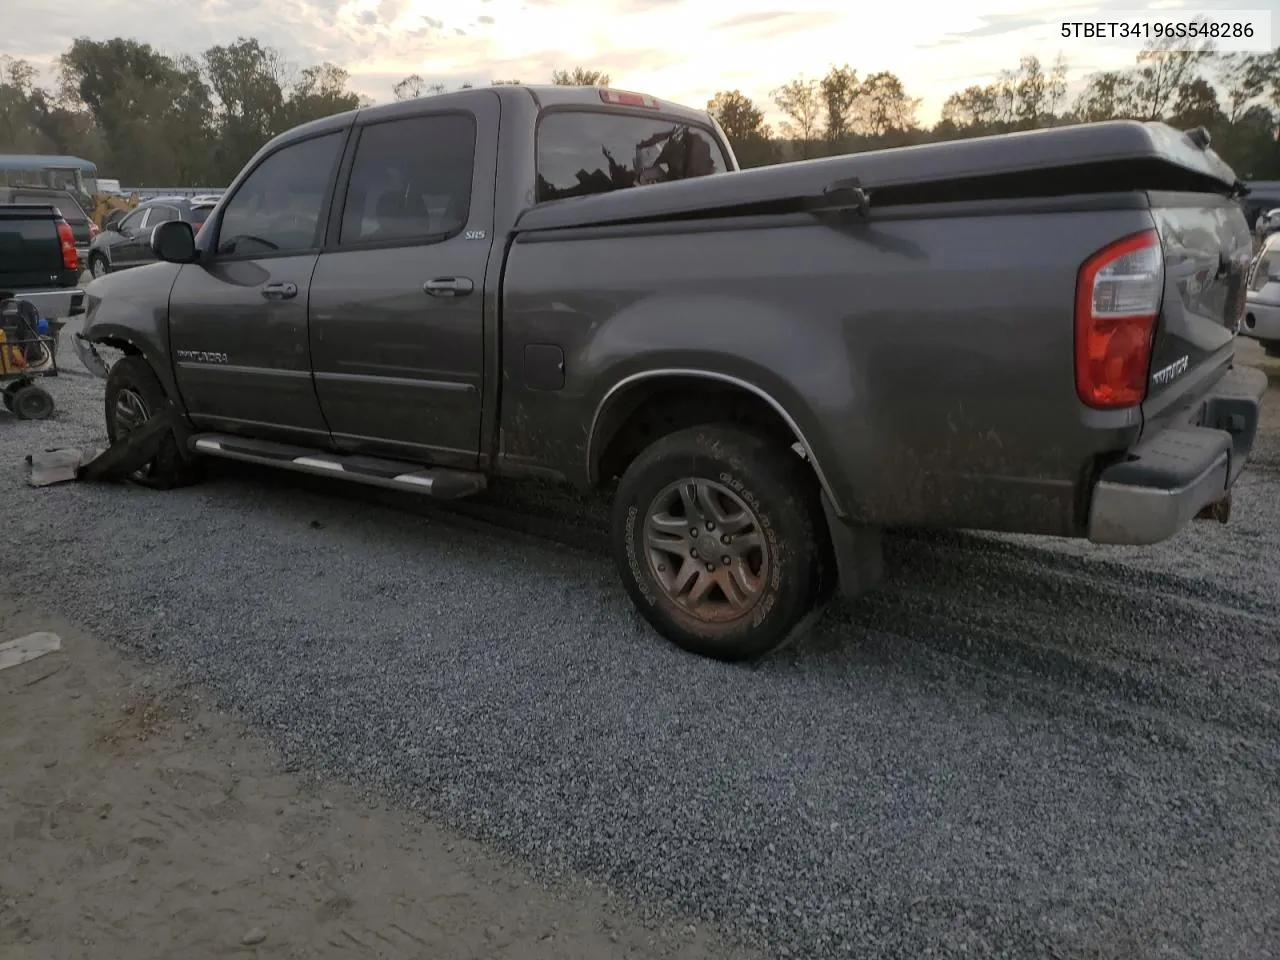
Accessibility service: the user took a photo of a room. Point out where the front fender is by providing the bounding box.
[80,263,184,405]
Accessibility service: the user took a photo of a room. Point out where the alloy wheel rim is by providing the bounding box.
[642,477,770,622]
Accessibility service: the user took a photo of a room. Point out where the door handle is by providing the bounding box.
[423,277,474,297]
[261,282,298,301]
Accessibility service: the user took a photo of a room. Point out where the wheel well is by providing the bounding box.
[593,377,807,487]
[96,336,142,357]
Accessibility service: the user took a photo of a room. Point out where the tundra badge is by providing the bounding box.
[176,350,229,364]
[1151,355,1189,386]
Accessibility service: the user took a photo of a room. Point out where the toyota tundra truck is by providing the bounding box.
[74,84,1268,661]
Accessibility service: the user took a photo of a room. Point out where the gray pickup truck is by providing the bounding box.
[74,84,1267,661]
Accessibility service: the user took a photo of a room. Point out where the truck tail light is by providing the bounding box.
[599,89,659,109]
[1074,229,1163,409]
[56,219,79,271]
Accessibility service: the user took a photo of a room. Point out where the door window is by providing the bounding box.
[337,113,477,246]
[118,208,147,233]
[149,204,180,225]
[215,132,344,257]
[536,111,729,202]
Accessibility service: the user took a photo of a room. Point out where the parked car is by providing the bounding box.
[1243,231,1280,357]
[76,86,1267,661]
[86,196,217,278]
[1241,181,1280,245]
[0,185,96,264]
[1254,207,1280,244]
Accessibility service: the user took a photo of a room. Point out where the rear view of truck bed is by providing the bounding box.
[0,202,84,321]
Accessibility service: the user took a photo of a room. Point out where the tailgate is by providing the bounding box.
[0,208,64,289]
[1142,194,1252,427]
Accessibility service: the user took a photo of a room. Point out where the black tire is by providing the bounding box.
[611,423,825,662]
[11,384,54,420]
[104,355,194,489]
[1264,341,1280,359]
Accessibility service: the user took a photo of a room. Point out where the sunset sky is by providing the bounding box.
[2,0,1273,123]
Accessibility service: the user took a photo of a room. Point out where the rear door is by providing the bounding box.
[307,97,497,467]
[168,130,346,445]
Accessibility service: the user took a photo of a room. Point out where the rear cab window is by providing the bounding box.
[536,111,730,203]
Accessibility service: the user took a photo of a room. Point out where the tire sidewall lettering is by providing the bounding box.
[718,469,784,623]
[624,504,659,606]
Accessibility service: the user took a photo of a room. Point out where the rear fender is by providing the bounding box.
[579,292,857,516]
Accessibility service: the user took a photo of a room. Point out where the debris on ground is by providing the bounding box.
[0,631,61,672]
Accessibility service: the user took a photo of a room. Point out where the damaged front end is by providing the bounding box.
[26,408,176,487]
[72,331,110,379]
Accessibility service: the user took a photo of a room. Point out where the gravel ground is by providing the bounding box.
[3,325,1279,959]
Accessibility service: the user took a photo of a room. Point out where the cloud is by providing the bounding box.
[357,10,377,25]
[478,14,495,23]
[422,15,444,28]
[712,10,842,35]
[714,11,787,29]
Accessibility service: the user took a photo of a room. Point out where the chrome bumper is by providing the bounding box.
[1088,365,1268,545]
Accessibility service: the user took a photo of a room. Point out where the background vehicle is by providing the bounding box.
[1242,180,1280,243]
[1244,232,1280,357]
[1254,207,1280,244]
[78,86,1267,661]
[0,153,97,209]
[87,196,217,277]
[0,185,97,263]
[0,202,86,335]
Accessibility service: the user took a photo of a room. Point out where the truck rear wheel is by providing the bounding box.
[104,356,193,489]
[611,424,824,661]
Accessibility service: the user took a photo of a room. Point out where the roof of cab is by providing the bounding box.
[264,84,711,151]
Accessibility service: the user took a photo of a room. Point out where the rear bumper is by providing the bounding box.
[5,288,86,321]
[1243,298,1280,341]
[1087,365,1268,545]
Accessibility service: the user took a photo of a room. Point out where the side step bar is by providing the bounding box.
[188,433,487,499]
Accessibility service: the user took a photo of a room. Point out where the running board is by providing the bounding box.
[188,433,487,499]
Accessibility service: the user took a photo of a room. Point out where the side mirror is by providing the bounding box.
[151,220,197,264]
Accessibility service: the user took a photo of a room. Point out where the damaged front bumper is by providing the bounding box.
[72,332,110,379]
[26,409,177,486]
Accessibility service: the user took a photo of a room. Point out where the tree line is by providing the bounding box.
[0,36,1277,189]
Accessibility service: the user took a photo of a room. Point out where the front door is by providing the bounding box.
[168,130,346,446]
[308,100,497,468]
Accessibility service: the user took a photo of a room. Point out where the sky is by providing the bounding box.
[1,0,1274,124]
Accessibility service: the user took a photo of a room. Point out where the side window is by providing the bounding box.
[536,111,729,203]
[119,208,147,232]
[338,113,476,246]
[150,205,180,225]
[216,132,343,257]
